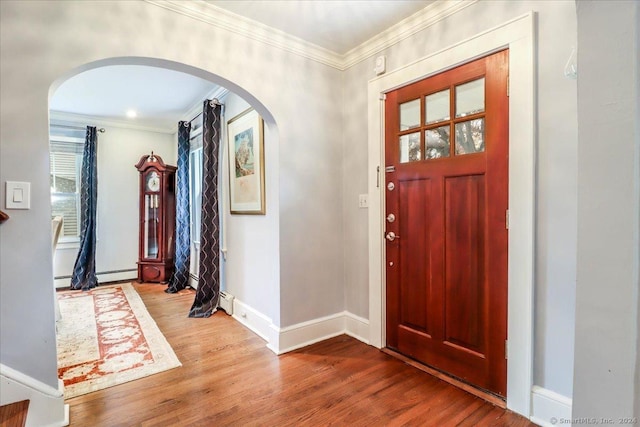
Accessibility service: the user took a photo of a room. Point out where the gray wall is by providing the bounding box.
[0,0,343,387]
[573,0,639,420]
[221,93,281,324]
[342,0,578,398]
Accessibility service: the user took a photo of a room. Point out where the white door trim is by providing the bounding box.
[367,12,536,417]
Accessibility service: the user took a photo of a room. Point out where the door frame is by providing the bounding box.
[367,12,536,418]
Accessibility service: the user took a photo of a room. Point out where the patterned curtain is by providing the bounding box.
[189,100,221,317]
[70,126,98,291]
[166,121,191,294]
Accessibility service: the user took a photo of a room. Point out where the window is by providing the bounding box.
[189,118,204,244]
[190,147,203,243]
[50,124,84,240]
[398,77,486,163]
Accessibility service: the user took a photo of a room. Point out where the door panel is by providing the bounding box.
[398,178,432,334]
[385,50,509,396]
[444,174,485,354]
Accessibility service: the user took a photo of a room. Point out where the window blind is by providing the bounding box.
[50,124,85,238]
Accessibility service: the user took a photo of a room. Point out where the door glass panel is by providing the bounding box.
[455,118,485,155]
[425,89,450,124]
[399,99,420,131]
[425,126,450,159]
[399,132,421,163]
[455,78,485,117]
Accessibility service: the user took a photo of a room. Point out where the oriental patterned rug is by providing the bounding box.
[56,283,181,399]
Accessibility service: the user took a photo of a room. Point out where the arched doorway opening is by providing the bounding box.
[48,56,282,390]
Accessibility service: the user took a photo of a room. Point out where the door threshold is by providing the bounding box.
[381,348,506,408]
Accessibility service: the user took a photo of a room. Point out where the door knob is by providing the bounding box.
[386,232,400,241]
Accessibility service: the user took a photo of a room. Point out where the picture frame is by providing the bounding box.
[227,108,265,214]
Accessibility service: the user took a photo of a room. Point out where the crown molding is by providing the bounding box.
[49,111,176,134]
[144,0,477,71]
[144,0,344,69]
[50,87,230,135]
[341,0,478,69]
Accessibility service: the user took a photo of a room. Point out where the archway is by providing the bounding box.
[48,56,282,365]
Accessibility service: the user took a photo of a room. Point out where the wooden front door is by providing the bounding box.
[384,50,509,396]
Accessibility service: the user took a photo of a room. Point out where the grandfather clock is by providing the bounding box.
[135,152,177,283]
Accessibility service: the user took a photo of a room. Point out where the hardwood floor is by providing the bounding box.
[0,400,29,427]
[66,283,535,426]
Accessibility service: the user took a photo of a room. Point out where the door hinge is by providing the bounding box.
[376,166,380,188]
[505,209,510,230]
[505,340,509,359]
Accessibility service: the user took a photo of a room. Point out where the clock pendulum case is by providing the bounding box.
[135,152,177,283]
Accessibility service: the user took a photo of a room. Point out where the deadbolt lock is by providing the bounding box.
[385,232,400,242]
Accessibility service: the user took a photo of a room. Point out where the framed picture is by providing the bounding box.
[227,108,265,214]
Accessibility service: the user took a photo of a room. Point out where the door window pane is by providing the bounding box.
[455,78,485,117]
[425,126,450,159]
[400,99,420,131]
[455,119,485,155]
[399,132,420,163]
[425,89,450,124]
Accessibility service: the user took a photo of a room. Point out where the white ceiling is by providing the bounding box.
[50,0,433,130]
[207,0,433,54]
[51,65,219,131]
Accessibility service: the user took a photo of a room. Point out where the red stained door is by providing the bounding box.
[385,50,509,396]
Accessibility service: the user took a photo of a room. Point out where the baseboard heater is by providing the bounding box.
[219,291,234,315]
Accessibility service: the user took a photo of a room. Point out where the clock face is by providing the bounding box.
[146,171,160,192]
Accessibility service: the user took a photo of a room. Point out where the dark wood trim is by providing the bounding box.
[0,210,9,224]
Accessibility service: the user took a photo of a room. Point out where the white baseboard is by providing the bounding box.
[530,385,572,427]
[230,297,370,355]
[54,269,137,288]
[231,298,278,346]
[277,312,346,354]
[0,364,69,427]
[344,312,370,344]
[188,274,199,289]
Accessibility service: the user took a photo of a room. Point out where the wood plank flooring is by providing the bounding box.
[66,283,535,426]
[0,400,29,427]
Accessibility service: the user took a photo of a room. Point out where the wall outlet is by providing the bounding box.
[359,194,369,208]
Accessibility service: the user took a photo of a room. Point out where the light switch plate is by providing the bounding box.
[359,194,369,208]
[6,181,30,209]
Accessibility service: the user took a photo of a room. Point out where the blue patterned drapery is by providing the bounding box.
[70,126,98,291]
[189,100,222,317]
[166,121,191,294]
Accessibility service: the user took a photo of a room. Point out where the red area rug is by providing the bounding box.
[56,283,181,399]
